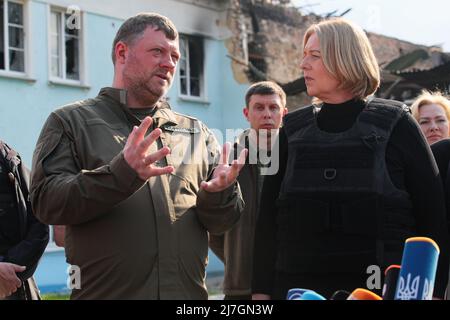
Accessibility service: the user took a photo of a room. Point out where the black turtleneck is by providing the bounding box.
[253,98,450,298]
[317,99,366,132]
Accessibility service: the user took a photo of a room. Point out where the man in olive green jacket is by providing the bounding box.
[209,82,287,300]
[30,13,246,300]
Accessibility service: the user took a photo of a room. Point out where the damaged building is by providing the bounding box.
[225,0,450,109]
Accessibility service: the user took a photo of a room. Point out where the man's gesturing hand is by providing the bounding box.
[124,116,174,180]
[200,142,247,193]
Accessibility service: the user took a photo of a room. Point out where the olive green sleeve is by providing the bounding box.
[30,113,145,225]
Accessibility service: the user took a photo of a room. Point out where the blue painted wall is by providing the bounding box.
[0,2,120,165]
[0,2,251,293]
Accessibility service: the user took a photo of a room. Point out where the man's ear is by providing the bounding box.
[282,107,288,116]
[115,41,128,64]
[243,107,250,122]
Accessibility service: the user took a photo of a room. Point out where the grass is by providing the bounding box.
[42,293,70,300]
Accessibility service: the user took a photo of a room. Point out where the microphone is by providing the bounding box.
[382,265,401,300]
[347,288,382,300]
[330,290,351,300]
[298,291,327,300]
[395,237,440,300]
[286,288,311,300]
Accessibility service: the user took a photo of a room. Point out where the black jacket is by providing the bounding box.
[0,140,49,280]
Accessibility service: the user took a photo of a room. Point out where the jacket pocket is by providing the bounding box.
[33,129,65,178]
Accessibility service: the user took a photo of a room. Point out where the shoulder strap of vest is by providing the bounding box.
[358,97,408,138]
[283,105,316,137]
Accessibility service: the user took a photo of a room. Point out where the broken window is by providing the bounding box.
[0,0,25,72]
[179,35,204,98]
[50,8,81,81]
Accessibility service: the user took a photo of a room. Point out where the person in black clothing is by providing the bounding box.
[431,138,450,299]
[432,139,450,229]
[252,18,450,300]
[0,140,49,300]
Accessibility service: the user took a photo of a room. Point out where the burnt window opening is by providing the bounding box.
[179,35,204,98]
[247,40,267,82]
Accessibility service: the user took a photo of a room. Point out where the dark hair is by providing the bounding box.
[245,81,287,108]
[112,13,178,64]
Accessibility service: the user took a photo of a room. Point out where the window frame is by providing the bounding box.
[0,0,31,78]
[177,34,206,101]
[47,5,87,86]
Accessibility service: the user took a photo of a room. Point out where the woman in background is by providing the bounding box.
[412,91,450,145]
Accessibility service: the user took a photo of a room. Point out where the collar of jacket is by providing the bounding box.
[98,87,179,128]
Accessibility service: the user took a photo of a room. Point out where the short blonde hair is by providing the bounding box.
[303,18,380,100]
[411,90,450,121]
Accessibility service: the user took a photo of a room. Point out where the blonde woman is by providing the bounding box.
[252,18,449,300]
[412,91,450,145]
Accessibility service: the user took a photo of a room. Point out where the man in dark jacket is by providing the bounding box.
[209,81,287,299]
[0,140,49,300]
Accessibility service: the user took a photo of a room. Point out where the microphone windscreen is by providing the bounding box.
[330,290,351,300]
[395,237,440,300]
[287,288,311,300]
[299,291,327,300]
[382,265,401,300]
[347,288,382,300]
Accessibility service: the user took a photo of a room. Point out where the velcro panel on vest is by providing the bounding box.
[289,144,375,193]
[358,98,406,138]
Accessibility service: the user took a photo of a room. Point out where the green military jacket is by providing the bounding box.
[30,88,243,300]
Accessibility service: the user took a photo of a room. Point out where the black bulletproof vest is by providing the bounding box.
[277,98,415,274]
